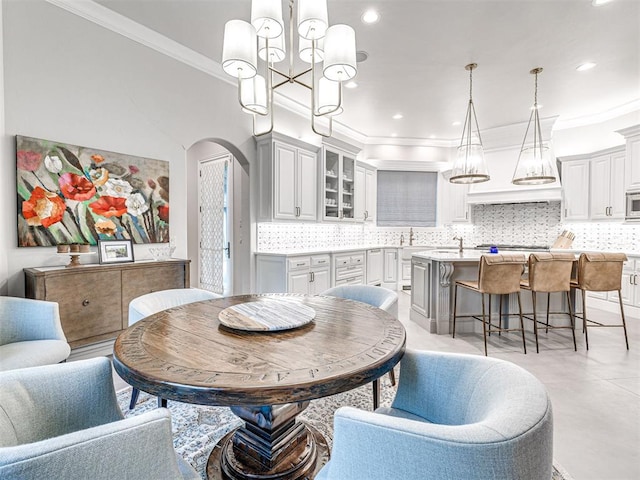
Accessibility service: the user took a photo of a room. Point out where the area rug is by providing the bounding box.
[117,375,572,480]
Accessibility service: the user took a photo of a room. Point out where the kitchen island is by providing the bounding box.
[409,249,569,336]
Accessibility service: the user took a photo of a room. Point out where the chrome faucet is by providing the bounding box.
[453,235,463,253]
[409,228,415,246]
[400,234,405,246]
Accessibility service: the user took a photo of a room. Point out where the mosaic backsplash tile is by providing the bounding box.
[257,202,640,253]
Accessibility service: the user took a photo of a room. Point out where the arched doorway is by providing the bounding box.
[186,139,250,295]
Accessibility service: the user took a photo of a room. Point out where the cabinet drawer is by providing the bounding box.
[336,265,364,281]
[334,255,350,267]
[288,257,311,270]
[311,255,330,267]
[335,275,364,286]
[350,254,365,265]
[45,270,122,343]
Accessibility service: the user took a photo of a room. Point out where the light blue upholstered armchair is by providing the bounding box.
[316,349,553,480]
[322,285,399,408]
[127,287,221,408]
[0,357,199,480]
[0,296,70,371]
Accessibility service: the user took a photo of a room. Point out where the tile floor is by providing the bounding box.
[113,291,640,480]
[394,291,639,480]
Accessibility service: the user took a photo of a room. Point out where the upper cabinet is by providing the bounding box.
[354,163,377,222]
[257,133,318,222]
[590,149,625,220]
[559,145,625,222]
[617,125,640,192]
[439,171,471,224]
[321,141,362,222]
[560,158,590,221]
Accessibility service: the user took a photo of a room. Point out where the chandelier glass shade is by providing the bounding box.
[512,68,556,185]
[222,0,357,136]
[450,63,490,184]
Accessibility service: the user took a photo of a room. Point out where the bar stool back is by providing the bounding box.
[572,252,628,350]
[453,254,527,356]
[521,252,576,353]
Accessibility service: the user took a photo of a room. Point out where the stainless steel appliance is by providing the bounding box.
[626,191,640,220]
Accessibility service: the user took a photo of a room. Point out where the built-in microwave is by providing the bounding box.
[626,191,640,220]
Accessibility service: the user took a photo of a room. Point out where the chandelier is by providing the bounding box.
[512,68,556,185]
[221,0,357,137]
[450,63,490,184]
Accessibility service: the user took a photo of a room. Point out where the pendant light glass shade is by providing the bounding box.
[450,63,489,184]
[258,35,286,63]
[317,77,343,116]
[240,75,268,115]
[222,20,258,79]
[299,37,324,63]
[298,0,328,39]
[323,25,357,81]
[251,0,284,39]
[512,68,556,185]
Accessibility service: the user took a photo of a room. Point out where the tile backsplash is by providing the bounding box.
[257,202,640,252]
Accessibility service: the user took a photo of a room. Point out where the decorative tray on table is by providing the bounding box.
[218,298,316,332]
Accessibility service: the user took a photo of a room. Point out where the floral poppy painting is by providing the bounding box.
[16,135,170,247]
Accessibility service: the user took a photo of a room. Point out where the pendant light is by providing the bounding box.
[450,63,489,184]
[512,68,556,185]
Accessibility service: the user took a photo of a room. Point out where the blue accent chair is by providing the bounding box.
[0,357,199,480]
[127,288,221,408]
[322,285,399,408]
[316,349,553,480]
[0,296,70,372]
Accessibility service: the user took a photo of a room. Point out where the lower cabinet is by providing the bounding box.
[411,258,431,317]
[366,249,383,286]
[256,254,330,294]
[383,248,398,289]
[24,260,190,348]
[332,251,365,286]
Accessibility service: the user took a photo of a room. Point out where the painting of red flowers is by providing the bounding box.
[17,135,170,247]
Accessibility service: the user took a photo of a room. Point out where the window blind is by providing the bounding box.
[376,171,437,226]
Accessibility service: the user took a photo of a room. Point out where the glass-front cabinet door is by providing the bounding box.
[322,146,357,221]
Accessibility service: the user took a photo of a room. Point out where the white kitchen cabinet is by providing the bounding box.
[590,148,625,220]
[366,248,383,286]
[617,125,640,191]
[559,157,590,221]
[256,253,330,294]
[383,248,398,288]
[355,164,377,222]
[322,143,361,222]
[257,132,318,222]
[332,250,365,286]
[440,172,470,224]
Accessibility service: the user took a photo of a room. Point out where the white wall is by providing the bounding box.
[1,0,259,295]
[0,1,8,295]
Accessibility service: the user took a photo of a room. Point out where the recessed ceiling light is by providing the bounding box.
[361,9,380,24]
[592,0,614,6]
[576,62,597,71]
[356,51,369,63]
[392,113,403,120]
[452,121,461,126]
[429,135,437,139]
[391,133,398,137]
[345,81,358,89]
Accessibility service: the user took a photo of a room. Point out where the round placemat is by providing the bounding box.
[218,298,316,331]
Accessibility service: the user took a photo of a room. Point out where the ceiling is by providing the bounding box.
[95,0,639,142]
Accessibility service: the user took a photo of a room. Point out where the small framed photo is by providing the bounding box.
[98,239,135,264]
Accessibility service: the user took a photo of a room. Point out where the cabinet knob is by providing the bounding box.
[82,299,90,307]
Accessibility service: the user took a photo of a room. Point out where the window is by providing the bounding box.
[376,171,437,226]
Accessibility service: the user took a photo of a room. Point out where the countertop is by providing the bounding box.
[255,245,460,256]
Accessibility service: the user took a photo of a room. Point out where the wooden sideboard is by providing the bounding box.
[24,259,190,349]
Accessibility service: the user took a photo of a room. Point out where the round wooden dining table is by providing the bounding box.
[113,293,406,480]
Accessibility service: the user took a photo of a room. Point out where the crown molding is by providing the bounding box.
[554,99,640,130]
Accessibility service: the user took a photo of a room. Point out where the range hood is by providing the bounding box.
[465,117,562,204]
